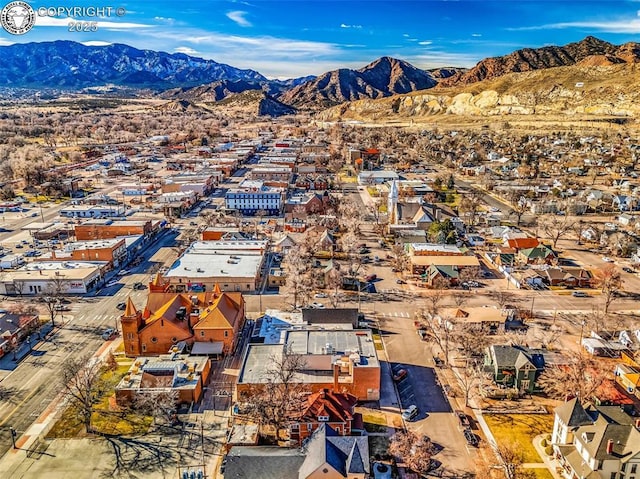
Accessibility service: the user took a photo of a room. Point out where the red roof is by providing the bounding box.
[506,237,540,250]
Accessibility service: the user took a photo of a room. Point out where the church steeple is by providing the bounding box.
[388,179,399,225]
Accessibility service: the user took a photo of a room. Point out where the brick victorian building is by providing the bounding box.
[120,276,245,357]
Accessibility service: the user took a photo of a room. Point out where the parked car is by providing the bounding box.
[310,302,325,309]
[314,292,328,298]
[365,274,377,282]
[107,280,119,287]
[117,269,129,276]
[54,304,70,311]
[393,369,408,382]
[396,279,406,284]
[101,328,117,340]
[602,256,614,263]
[622,267,635,273]
[456,410,470,428]
[572,291,589,298]
[463,428,478,447]
[401,405,419,421]
[116,302,126,310]
[133,282,145,290]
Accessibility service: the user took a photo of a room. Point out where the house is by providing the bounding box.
[483,345,546,393]
[541,266,593,288]
[115,354,211,406]
[613,194,636,212]
[517,244,557,265]
[618,213,636,227]
[120,287,245,357]
[289,389,360,445]
[615,351,640,400]
[223,424,370,479]
[551,398,640,479]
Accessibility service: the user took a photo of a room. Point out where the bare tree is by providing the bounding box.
[540,213,575,249]
[326,267,344,308]
[61,354,108,433]
[243,344,309,438]
[489,290,518,311]
[594,264,623,313]
[133,389,179,426]
[537,351,610,402]
[389,244,408,273]
[284,247,312,309]
[416,309,455,366]
[39,272,69,328]
[498,443,536,479]
[507,190,528,226]
[389,431,433,476]
[458,188,484,227]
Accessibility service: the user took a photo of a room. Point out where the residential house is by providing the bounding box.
[551,398,640,479]
[223,424,370,479]
[120,287,245,357]
[541,267,593,288]
[613,194,637,212]
[615,351,640,401]
[289,389,360,445]
[483,345,546,393]
[518,244,557,265]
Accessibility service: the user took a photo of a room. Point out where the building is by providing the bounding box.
[224,424,370,479]
[552,398,640,479]
[0,261,105,295]
[483,345,546,394]
[120,288,245,357]
[357,170,399,185]
[249,166,292,183]
[162,240,267,293]
[60,204,123,218]
[44,238,127,268]
[237,328,380,402]
[289,389,360,445]
[115,354,212,405]
[225,180,284,216]
[162,171,221,196]
[74,219,153,240]
[0,311,40,359]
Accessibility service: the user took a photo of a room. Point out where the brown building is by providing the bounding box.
[289,389,360,445]
[43,238,128,268]
[237,329,380,402]
[75,219,153,240]
[120,286,245,358]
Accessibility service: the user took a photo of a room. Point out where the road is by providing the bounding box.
[0,229,178,456]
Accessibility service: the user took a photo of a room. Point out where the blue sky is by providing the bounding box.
[2,1,640,78]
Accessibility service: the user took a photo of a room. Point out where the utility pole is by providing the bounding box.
[9,427,17,449]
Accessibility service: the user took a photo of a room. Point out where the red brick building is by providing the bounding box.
[120,285,245,357]
[289,389,360,445]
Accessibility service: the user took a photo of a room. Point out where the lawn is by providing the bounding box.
[47,360,152,438]
[530,469,554,479]
[484,414,555,463]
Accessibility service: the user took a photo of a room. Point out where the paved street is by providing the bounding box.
[0,229,178,457]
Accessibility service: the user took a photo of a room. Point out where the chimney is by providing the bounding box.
[635,418,640,428]
[606,439,614,455]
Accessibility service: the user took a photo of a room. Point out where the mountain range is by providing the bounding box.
[1,36,639,116]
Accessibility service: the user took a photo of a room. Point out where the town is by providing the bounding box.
[0,99,637,479]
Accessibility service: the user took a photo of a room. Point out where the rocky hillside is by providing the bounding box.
[208,90,296,117]
[160,79,263,102]
[318,63,640,121]
[442,36,640,86]
[279,57,437,108]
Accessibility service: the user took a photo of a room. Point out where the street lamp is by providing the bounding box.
[9,427,17,449]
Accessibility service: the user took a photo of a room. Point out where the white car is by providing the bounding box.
[106,280,119,287]
[117,269,130,276]
[314,293,328,298]
[602,256,614,263]
[310,302,325,309]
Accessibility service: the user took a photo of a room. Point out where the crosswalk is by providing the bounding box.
[378,311,410,318]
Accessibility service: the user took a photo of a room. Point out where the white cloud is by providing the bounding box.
[471,33,482,37]
[174,46,198,55]
[226,10,252,27]
[507,18,640,34]
[154,16,176,25]
[340,23,362,29]
[81,41,112,46]
[418,41,433,45]
[410,51,481,68]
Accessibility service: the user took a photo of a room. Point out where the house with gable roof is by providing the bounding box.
[552,398,640,479]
